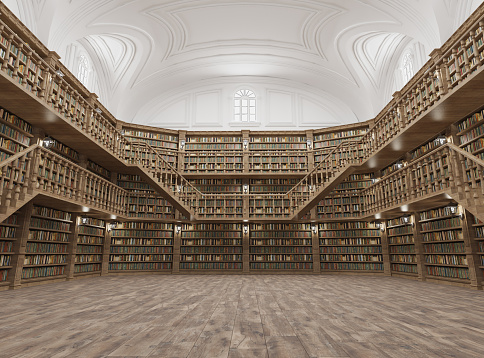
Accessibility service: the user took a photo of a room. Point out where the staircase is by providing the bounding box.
[447,143,484,223]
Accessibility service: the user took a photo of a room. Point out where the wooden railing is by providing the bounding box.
[0,145,129,217]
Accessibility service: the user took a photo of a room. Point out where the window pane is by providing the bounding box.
[249,100,255,106]
[235,99,240,106]
[250,107,256,115]
[242,99,248,107]
[242,107,248,114]
[249,115,256,122]
[242,114,248,121]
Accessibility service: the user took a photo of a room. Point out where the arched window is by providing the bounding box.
[78,54,90,86]
[401,53,414,84]
[234,89,256,122]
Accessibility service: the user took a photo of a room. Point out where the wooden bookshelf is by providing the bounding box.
[0,106,32,161]
[86,159,110,180]
[75,217,105,275]
[250,223,312,270]
[22,205,72,281]
[457,106,484,161]
[46,137,80,162]
[313,125,368,164]
[387,216,418,276]
[180,223,243,270]
[109,222,173,272]
[319,222,383,272]
[0,214,18,284]
[472,217,484,271]
[418,206,470,282]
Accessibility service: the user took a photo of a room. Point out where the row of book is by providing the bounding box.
[0,241,13,252]
[457,108,483,133]
[320,238,380,245]
[321,262,383,270]
[79,226,104,236]
[127,137,178,149]
[319,230,379,238]
[0,254,11,266]
[0,226,16,239]
[320,254,382,262]
[78,235,103,245]
[28,231,69,242]
[180,263,242,270]
[251,239,311,246]
[390,255,417,263]
[390,245,415,254]
[314,129,367,141]
[185,143,243,150]
[424,242,465,253]
[87,160,111,179]
[388,226,413,236]
[182,254,242,262]
[75,255,102,263]
[419,206,460,221]
[319,222,375,230]
[186,136,241,143]
[74,263,101,273]
[388,235,414,245]
[128,197,171,206]
[409,139,442,161]
[462,137,484,153]
[422,230,463,242]
[391,263,418,274]
[0,107,33,133]
[30,218,71,232]
[251,232,311,238]
[111,238,173,246]
[110,254,172,262]
[123,130,178,142]
[32,206,72,221]
[24,254,67,265]
[420,217,462,231]
[182,247,243,254]
[425,254,467,266]
[182,239,242,246]
[252,254,312,261]
[77,245,102,253]
[320,246,382,254]
[111,230,173,238]
[251,262,312,269]
[109,262,172,270]
[426,266,469,279]
[1,269,8,281]
[182,232,242,238]
[22,266,65,279]
[0,137,28,153]
[111,246,172,254]
[251,247,312,254]
[26,242,68,253]
[0,122,31,146]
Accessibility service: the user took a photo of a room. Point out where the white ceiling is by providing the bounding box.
[3,0,483,129]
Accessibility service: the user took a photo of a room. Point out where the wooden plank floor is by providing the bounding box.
[1,275,484,358]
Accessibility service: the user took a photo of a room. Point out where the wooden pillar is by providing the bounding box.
[243,224,250,273]
[178,130,186,173]
[306,129,314,172]
[65,213,79,280]
[312,224,320,273]
[412,212,427,282]
[9,202,33,289]
[172,224,181,273]
[242,130,250,174]
[101,227,111,275]
[462,209,483,290]
[381,224,391,276]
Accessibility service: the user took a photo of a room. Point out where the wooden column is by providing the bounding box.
[312,225,320,273]
[412,213,427,282]
[462,209,483,290]
[65,213,79,280]
[243,225,250,273]
[178,131,186,173]
[172,225,181,273]
[9,202,33,289]
[101,228,111,275]
[380,224,391,276]
[306,129,314,172]
[242,130,249,174]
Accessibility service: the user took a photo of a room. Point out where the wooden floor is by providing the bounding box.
[1,275,484,358]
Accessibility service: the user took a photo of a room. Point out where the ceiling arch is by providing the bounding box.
[3,0,482,128]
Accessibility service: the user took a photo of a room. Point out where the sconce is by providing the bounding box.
[180,140,186,150]
[94,108,102,114]
[379,223,385,232]
[80,217,89,225]
[243,225,249,234]
[395,161,404,170]
[243,139,249,150]
[243,184,249,194]
[311,225,318,234]
[120,129,125,136]
[306,139,312,150]
[42,136,55,149]
[435,135,447,145]
[371,178,380,184]
[177,184,183,193]
[108,221,118,232]
[175,225,182,234]
[308,185,313,192]
[55,70,64,77]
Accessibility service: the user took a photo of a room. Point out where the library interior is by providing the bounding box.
[1,0,484,357]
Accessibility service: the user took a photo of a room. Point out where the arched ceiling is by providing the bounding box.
[3,0,483,129]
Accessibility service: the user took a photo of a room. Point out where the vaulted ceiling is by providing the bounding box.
[3,0,483,130]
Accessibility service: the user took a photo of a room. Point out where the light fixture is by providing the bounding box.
[371,178,380,184]
[180,140,185,150]
[80,217,89,225]
[55,70,64,77]
[243,225,249,234]
[176,225,182,234]
[395,161,404,169]
[42,137,55,149]
[120,129,125,135]
[108,221,118,231]
[243,139,249,150]
[94,108,102,114]
[379,223,385,232]
[402,216,412,225]
[308,185,313,192]
[311,225,317,234]
[243,184,249,194]
[306,139,312,150]
[447,205,459,214]
[177,184,183,193]
[435,135,447,145]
